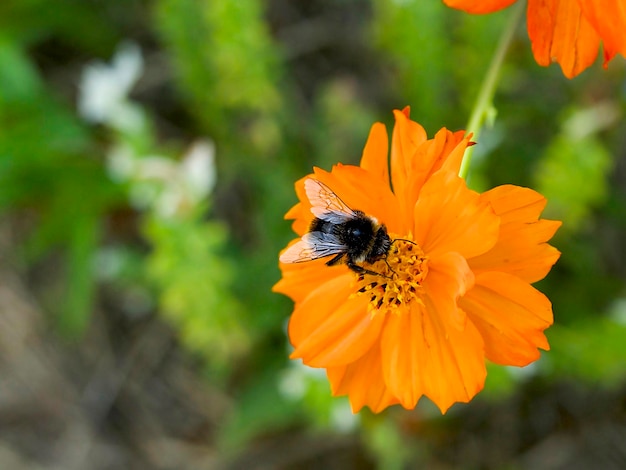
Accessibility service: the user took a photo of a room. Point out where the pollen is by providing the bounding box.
[353,238,429,316]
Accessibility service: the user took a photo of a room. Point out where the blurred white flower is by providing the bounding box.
[330,401,359,433]
[506,362,539,380]
[278,365,308,401]
[608,297,626,326]
[107,140,217,218]
[107,144,137,182]
[79,42,144,131]
[181,140,217,200]
[84,42,217,218]
[278,359,327,401]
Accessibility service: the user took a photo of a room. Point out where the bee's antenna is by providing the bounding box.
[390,238,417,246]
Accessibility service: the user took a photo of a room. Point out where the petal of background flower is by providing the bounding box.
[327,342,401,413]
[290,288,385,368]
[413,170,500,259]
[527,0,601,78]
[468,185,562,283]
[577,0,626,66]
[360,122,390,186]
[381,302,486,413]
[460,272,553,366]
[443,0,517,14]
[423,252,474,331]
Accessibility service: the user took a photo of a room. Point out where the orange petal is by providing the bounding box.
[469,219,561,283]
[443,0,517,14]
[360,122,390,187]
[327,343,401,413]
[468,185,562,283]
[577,0,626,65]
[289,283,385,367]
[439,130,473,175]
[479,184,548,224]
[312,166,403,234]
[284,163,402,238]
[391,108,469,234]
[285,175,315,236]
[390,109,428,186]
[287,273,354,347]
[423,252,474,331]
[381,302,486,413]
[527,0,601,78]
[390,108,428,229]
[379,304,426,409]
[413,170,500,259]
[460,272,553,366]
[390,111,471,231]
[404,129,471,212]
[420,307,486,413]
[274,254,348,304]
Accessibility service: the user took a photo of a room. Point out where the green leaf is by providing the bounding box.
[0,38,42,103]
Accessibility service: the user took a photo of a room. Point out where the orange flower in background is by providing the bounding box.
[274,108,561,413]
[444,0,626,78]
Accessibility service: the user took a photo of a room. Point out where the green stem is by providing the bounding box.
[458,0,526,179]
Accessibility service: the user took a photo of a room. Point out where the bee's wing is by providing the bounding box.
[280,232,346,263]
[305,178,357,222]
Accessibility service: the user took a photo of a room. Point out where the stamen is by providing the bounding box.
[352,238,429,316]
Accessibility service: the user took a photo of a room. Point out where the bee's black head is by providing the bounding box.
[371,226,392,258]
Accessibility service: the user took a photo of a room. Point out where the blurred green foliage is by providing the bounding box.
[155,0,283,135]
[535,103,616,233]
[145,214,248,374]
[1,0,625,467]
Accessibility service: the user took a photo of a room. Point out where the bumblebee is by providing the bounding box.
[280,178,391,276]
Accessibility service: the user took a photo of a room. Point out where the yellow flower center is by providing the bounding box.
[353,238,429,316]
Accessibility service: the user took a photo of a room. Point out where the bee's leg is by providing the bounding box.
[326,253,345,266]
[383,258,398,278]
[347,261,391,279]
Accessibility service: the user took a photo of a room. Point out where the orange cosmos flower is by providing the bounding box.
[274,108,561,413]
[444,0,626,78]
